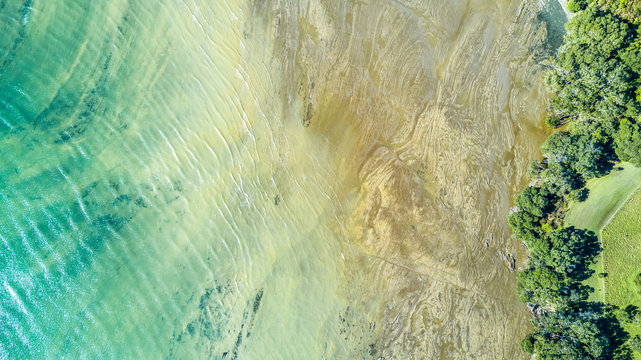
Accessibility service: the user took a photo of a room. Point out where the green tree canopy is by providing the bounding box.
[544,227,601,280]
[568,0,641,22]
[547,5,639,120]
[514,186,558,218]
[517,266,569,306]
[527,304,630,360]
[615,118,641,165]
[629,334,641,352]
[567,0,588,13]
[508,209,543,242]
[540,162,585,194]
[540,131,612,191]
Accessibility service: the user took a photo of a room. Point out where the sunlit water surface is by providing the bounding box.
[0,0,565,358]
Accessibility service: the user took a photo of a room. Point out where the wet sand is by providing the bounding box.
[0,0,563,358]
[247,0,562,358]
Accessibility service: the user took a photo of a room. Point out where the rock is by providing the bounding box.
[496,250,516,272]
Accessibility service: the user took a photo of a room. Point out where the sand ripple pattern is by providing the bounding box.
[249,0,566,358]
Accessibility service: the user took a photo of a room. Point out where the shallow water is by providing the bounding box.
[0,0,564,359]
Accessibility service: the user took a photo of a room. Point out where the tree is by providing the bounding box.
[621,37,641,74]
[527,303,630,360]
[544,227,601,280]
[540,131,612,191]
[571,115,620,142]
[529,160,545,178]
[567,0,588,13]
[514,186,558,218]
[615,305,640,324]
[615,118,641,165]
[547,5,639,120]
[629,335,641,352]
[517,266,568,306]
[572,133,613,178]
[602,0,641,22]
[521,333,536,354]
[569,187,590,202]
[540,162,584,194]
[508,209,542,242]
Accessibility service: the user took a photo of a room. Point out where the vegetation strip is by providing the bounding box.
[509,1,641,358]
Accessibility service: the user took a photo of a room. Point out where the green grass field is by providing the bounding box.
[564,163,641,302]
[602,187,641,357]
[603,188,641,307]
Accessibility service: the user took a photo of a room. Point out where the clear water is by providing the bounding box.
[0,0,565,359]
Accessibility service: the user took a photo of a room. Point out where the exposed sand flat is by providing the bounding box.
[247,0,563,358]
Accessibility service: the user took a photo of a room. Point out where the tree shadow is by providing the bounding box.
[579,302,631,359]
[548,226,601,281]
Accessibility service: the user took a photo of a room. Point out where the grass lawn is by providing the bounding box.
[602,187,641,355]
[564,162,641,302]
[603,188,641,307]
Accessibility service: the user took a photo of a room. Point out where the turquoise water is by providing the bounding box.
[0,0,564,359]
[0,1,378,358]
